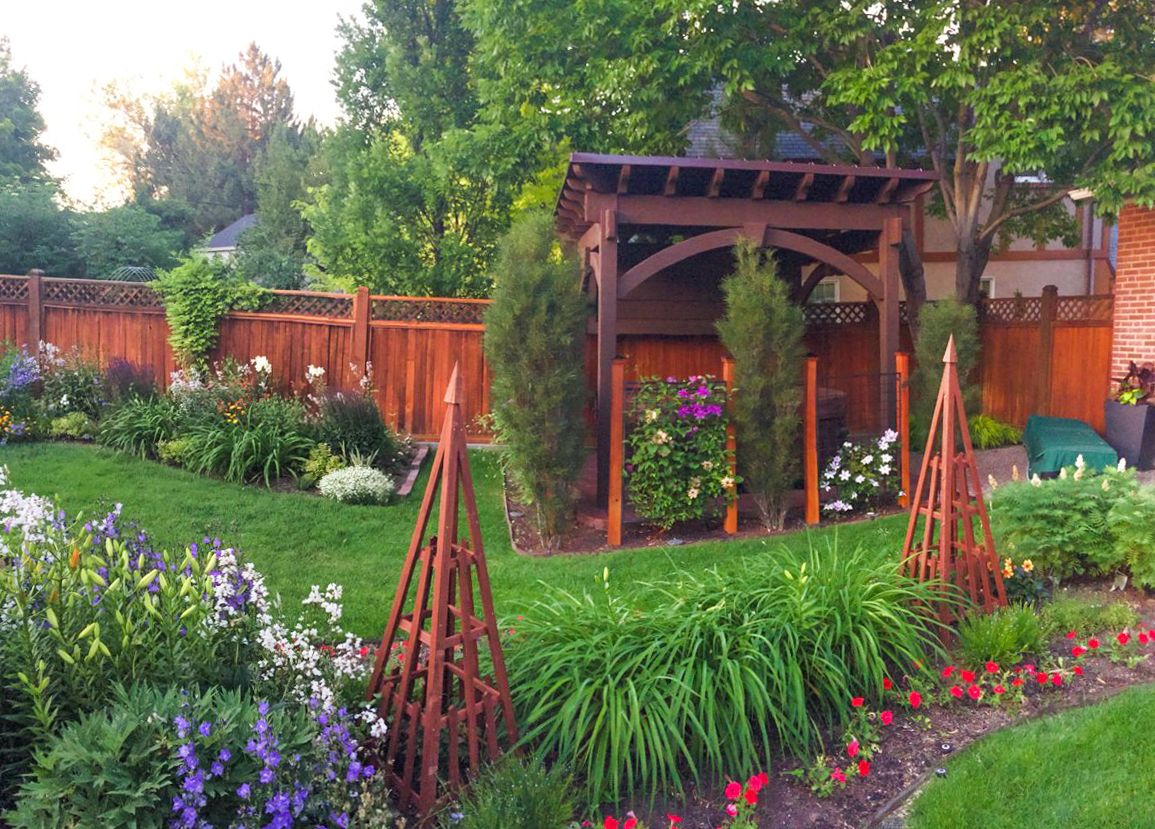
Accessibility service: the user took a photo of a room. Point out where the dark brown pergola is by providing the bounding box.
[554,153,937,503]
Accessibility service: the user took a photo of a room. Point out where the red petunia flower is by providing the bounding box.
[724,781,742,800]
[985,661,999,673]
[744,788,758,806]
[1072,646,1085,658]
[1088,638,1100,650]
[1051,673,1062,686]
[880,710,894,725]
[1037,672,1049,685]
[961,670,976,683]
[1012,677,1025,687]
[1066,631,1077,640]
[725,803,738,817]
[848,739,860,758]
[949,685,963,699]
[1117,632,1130,646]
[666,816,682,826]
[968,685,982,700]
[747,775,763,793]
[851,697,865,708]
[831,768,846,783]
[858,760,870,777]
[909,691,922,709]
[994,685,1006,694]
[623,819,637,829]
[1140,633,1149,645]
[1073,665,1084,676]
[604,818,619,829]
[758,772,769,786]
[941,666,955,678]
[883,677,893,690]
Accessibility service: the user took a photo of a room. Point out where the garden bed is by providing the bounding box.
[600,582,1155,829]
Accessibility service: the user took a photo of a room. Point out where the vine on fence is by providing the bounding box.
[152,256,266,368]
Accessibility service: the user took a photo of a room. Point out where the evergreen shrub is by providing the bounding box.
[912,298,980,445]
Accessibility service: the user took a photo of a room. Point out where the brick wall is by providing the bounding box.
[1112,203,1155,376]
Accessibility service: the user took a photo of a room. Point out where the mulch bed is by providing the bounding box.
[503,479,902,556]
[597,585,1155,829]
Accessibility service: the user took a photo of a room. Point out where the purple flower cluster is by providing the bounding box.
[2,349,39,396]
[676,403,724,420]
[171,697,374,829]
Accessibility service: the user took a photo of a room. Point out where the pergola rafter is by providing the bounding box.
[555,152,937,504]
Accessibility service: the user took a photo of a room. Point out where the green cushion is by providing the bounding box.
[1022,415,1117,478]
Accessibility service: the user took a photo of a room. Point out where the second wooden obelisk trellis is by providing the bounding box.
[900,337,1007,621]
[366,363,518,816]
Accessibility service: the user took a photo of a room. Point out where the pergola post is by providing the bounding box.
[876,216,904,428]
[595,207,619,506]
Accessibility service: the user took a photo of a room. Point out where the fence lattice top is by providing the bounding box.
[262,292,353,318]
[42,278,164,309]
[371,297,488,325]
[0,276,29,303]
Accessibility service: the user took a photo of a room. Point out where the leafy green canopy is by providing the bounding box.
[717,240,806,531]
[484,211,588,549]
[0,38,56,187]
[304,0,530,297]
[912,298,980,446]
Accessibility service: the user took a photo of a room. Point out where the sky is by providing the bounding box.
[3,0,365,208]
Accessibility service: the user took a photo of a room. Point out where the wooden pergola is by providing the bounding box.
[554,153,937,503]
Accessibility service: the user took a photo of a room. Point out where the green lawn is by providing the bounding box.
[1,442,908,636]
[909,684,1155,828]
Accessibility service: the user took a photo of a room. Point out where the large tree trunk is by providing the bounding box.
[955,233,995,307]
[899,228,926,340]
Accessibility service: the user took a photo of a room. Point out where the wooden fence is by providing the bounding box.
[0,275,1114,440]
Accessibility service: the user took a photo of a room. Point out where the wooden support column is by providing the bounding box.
[596,207,619,506]
[27,269,44,348]
[722,356,738,535]
[607,358,625,547]
[896,352,912,508]
[804,356,819,525]
[877,216,903,429]
[351,286,371,373]
[1036,284,1059,417]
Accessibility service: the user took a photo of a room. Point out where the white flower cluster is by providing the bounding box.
[306,364,326,383]
[205,547,272,630]
[250,355,272,375]
[319,466,395,505]
[168,368,207,410]
[303,583,344,625]
[0,466,58,558]
[822,430,901,513]
[37,340,64,369]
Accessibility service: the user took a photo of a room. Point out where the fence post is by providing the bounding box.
[805,356,819,525]
[27,269,44,348]
[722,356,738,535]
[351,287,371,373]
[607,358,625,547]
[1036,284,1058,417]
[896,352,911,508]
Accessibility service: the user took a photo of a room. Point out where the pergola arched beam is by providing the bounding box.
[617,227,884,300]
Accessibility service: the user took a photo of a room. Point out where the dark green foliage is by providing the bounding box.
[716,240,805,530]
[484,212,588,549]
[441,757,575,829]
[912,299,980,445]
[182,397,315,485]
[506,539,944,803]
[969,414,1022,450]
[71,204,182,279]
[990,464,1134,581]
[152,255,266,368]
[1106,486,1155,590]
[8,684,313,829]
[39,352,107,419]
[98,396,180,458]
[0,183,80,277]
[0,39,56,186]
[315,394,406,473]
[956,605,1047,668]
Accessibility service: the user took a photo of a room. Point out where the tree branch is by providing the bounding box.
[740,90,850,165]
[980,185,1072,242]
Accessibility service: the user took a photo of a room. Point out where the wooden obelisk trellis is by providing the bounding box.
[366,363,518,816]
[900,337,1007,621]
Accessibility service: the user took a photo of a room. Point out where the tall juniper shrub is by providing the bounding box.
[484,211,588,550]
[912,298,980,445]
[716,239,805,530]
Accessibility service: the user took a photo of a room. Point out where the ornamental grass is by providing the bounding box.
[505,538,945,804]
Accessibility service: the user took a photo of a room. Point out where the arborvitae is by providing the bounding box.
[717,239,805,530]
[484,211,588,550]
[912,298,981,445]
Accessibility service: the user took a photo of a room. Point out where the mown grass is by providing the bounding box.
[908,684,1155,828]
[1,442,909,636]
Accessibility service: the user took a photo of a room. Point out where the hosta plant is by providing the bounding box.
[626,376,736,530]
